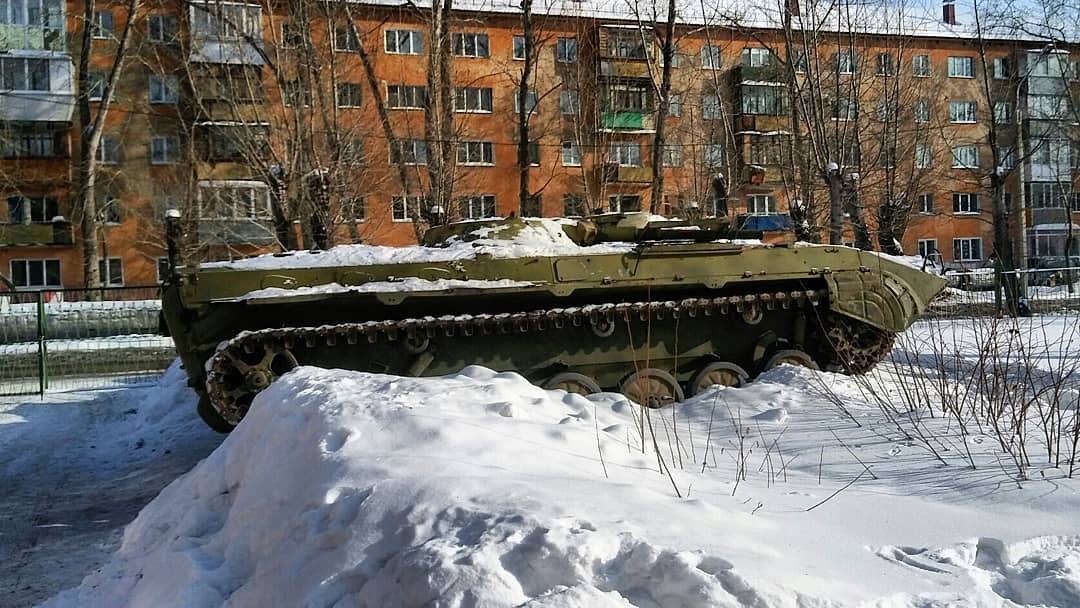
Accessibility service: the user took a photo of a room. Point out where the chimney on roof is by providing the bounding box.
[943,0,958,25]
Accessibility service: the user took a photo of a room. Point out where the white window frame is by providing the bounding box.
[993,101,1012,124]
[704,143,724,167]
[459,194,496,219]
[334,24,361,52]
[701,45,721,69]
[391,139,427,165]
[336,82,363,108]
[92,9,113,39]
[608,194,642,213]
[456,140,494,165]
[662,144,682,167]
[913,99,930,123]
[189,2,262,40]
[742,47,771,67]
[668,93,682,117]
[951,145,979,169]
[0,57,51,92]
[97,135,120,164]
[196,180,271,220]
[917,238,938,259]
[875,52,894,76]
[453,87,493,113]
[384,29,423,55]
[387,84,427,110]
[608,141,641,167]
[913,54,931,77]
[836,50,855,74]
[99,196,120,224]
[998,146,1016,170]
[556,37,577,63]
[148,14,177,43]
[98,257,124,286]
[560,140,581,166]
[993,57,1010,79]
[514,90,538,115]
[451,32,490,58]
[953,237,983,262]
[746,195,776,216]
[149,75,179,104]
[391,195,422,222]
[949,100,977,123]
[917,193,934,214]
[156,257,170,283]
[915,143,932,169]
[952,192,980,214]
[338,196,366,223]
[702,93,722,120]
[150,135,179,165]
[513,35,526,60]
[948,56,974,78]
[9,258,61,289]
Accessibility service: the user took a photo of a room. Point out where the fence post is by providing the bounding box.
[36,290,48,396]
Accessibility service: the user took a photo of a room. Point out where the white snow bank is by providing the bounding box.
[45,363,1080,607]
[201,219,634,271]
[228,278,536,302]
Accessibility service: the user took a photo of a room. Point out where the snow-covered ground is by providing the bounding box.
[4,314,1073,608]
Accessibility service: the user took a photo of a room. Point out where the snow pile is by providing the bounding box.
[202,219,634,271]
[229,278,536,302]
[44,361,1080,607]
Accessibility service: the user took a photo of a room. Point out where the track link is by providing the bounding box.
[207,289,830,425]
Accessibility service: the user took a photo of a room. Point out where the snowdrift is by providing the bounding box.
[45,365,1080,608]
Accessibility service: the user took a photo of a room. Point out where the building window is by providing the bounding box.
[740,85,784,115]
[913,54,930,77]
[668,93,682,117]
[391,195,423,222]
[915,143,932,169]
[97,135,120,164]
[917,238,938,259]
[750,135,781,165]
[334,24,360,52]
[459,194,496,219]
[607,30,646,59]
[156,257,170,283]
[148,14,178,43]
[514,90,538,115]
[993,57,1010,79]
[336,82,362,108]
[662,144,682,167]
[998,146,1015,170]
[0,128,64,158]
[520,194,541,218]
[952,192,980,214]
[387,85,427,109]
[283,80,310,107]
[98,258,123,286]
[608,194,642,213]
[190,3,262,40]
[953,238,983,262]
[527,141,540,166]
[560,89,579,115]
[1027,183,1066,208]
[880,146,896,168]
[561,141,581,166]
[99,196,120,224]
[917,193,934,214]
[563,193,586,217]
[948,56,974,78]
[92,10,114,38]
[10,259,61,288]
[951,145,979,168]
[385,29,423,55]
[741,47,771,67]
[701,45,721,69]
[833,98,857,121]
[198,182,270,220]
[149,75,179,104]
[704,143,724,167]
[876,53,894,76]
[836,50,855,74]
[456,140,494,165]
[791,48,808,73]
[913,99,930,123]
[86,71,106,101]
[280,21,305,48]
[949,101,977,123]
[746,195,776,215]
[702,94,722,119]
[609,142,641,167]
[875,100,898,122]
[513,35,526,60]
[993,101,1012,124]
[453,87,493,113]
[150,136,179,165]
[391,140,427,165]
[452,32,489,58]
[605,83,650,112]
[0,57,50,91]
[556,37,577,63]
[6,196,58,224]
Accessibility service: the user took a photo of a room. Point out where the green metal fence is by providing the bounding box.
[0,285,176,396]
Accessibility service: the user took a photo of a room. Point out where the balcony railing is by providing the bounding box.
[0,25,64,52]
[0,221,74,246]
[600,111,655,131]
[598,60,651,79]
[603,163,653,183]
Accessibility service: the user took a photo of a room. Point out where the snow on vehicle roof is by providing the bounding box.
[229,278,537,302]
[200,219,636,271]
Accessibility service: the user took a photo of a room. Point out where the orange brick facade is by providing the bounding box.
[0,0,1077,288]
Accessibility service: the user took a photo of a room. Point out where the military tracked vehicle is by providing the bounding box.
[160,214,945,431]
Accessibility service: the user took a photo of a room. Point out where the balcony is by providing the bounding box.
[600,111,655,131]
[598,60,651,79]
[0,220,73,246]
[0,58,75,122]
[603,163,652,183]
[0,25,64,51]
[733,64,786,84]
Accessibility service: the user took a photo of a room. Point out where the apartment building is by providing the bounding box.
[0,0,1076,289]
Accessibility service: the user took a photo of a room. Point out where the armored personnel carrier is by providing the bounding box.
[160,214,945,431]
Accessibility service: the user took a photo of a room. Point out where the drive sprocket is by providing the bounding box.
[820,313,896,374]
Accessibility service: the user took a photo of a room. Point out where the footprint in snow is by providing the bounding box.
[887,446,903,457]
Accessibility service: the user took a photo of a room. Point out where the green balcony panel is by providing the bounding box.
[602,111,644,129]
